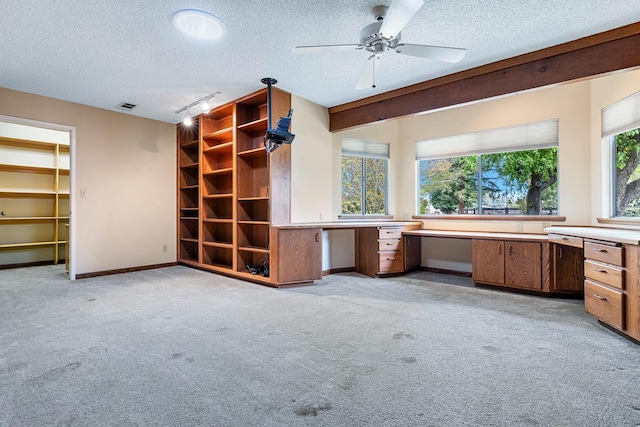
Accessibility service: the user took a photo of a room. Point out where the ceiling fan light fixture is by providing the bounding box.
[172,9,227,40]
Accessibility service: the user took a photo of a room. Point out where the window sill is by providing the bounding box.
[339,214,394,221]
[597,217,640,225]
[412,214,566,222]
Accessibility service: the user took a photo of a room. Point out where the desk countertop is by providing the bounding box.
[272,221,422,230]
[403,229,549,242]
[545,226,640,245]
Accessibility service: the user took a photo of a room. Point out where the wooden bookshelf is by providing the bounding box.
[176,87,311,286]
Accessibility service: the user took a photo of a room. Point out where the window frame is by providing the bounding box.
[416,148,559,217]
[341,153,389,217]
[414,120,561,219]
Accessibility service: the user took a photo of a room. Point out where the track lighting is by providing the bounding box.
[183,110,193,126]
[175,91,220,124]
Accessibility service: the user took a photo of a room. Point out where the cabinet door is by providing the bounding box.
[505,241,542,289]
[274,228,322,284]
[472,239,505,284]
[553,244,584,292]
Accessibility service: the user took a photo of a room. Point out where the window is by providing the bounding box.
[416,120,559,215]
[341,138,389,215]
[602,90,640,218]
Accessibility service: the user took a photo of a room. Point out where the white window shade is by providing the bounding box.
[342,138,390,159]
[602,90,640,138]
[415,119,559,160]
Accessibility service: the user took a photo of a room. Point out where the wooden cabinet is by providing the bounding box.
[177,87,302,287]
[472,239,542,290]
[583,240,631,335]
[355,225,421,277]
[271,228,322,284]
[548,232,585,293]
[0,122,70,268]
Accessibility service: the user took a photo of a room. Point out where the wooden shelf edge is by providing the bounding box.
[202,193,233,199]
[202,127,233,140]
[180,238,198,243]
[0,191,57,197]
[180,216,199,220]
[237,197,269,202]
[180,140,199,148]
[0,216,57,221]
[0,241,57,248]
[180,162,199,169]
[237,147,267,157]
[0,163,57,173]
[202,241,233,249]
[203,219,233,223]
[237,246,269,254]
[203,141,233,153]
[202,167,233,176]
[237,117,267,130]
[237,221,270,225]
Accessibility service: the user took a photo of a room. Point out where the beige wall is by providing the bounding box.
[589,68,640,225]
[0,88,177,277]
[290,95,333,222]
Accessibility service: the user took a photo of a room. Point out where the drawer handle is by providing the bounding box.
[562,237,569,241]
[386,257,396,260]
[386,243,393,245]
[593,248,608,253]
[593,294,607,301]
[592,268,607,273]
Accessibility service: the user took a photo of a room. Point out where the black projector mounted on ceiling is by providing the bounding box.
[261,77,295,153]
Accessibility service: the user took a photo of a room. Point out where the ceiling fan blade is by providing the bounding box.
[395,43,467,63]
[292,44,362,54]
[379,0,425,39]
[355,55,382,90]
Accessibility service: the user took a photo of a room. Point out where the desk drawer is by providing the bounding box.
[378,227,402,239]
[584,280,624,330]
[548,233,583,248]
[379,251,403,273]
[379,239,401,251]
[584,260,624,290]
[584,242,624,266]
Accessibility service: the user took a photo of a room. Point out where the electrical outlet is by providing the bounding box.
[403,213,410,220]
[516,222,523,232]
[80,188,87,198]
[162,244,168,253]
[319,212,323,221]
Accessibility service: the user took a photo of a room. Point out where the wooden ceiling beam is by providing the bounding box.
[328,22,640,132]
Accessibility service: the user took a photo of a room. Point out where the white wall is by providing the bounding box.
[0,88,177,277]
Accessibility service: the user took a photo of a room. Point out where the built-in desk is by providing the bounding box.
[402,229,583,296]
[545,226,640,343]
[273,221,422,279]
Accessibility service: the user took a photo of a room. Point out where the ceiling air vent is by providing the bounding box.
[116,102,137,111]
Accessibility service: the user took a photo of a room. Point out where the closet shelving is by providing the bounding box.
[0,133,70,267]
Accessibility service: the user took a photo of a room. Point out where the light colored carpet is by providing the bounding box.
[1,265,639,426]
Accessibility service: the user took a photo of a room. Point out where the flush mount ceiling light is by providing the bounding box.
[172,9,227,40]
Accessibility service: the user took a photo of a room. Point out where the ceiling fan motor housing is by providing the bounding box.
[360,20,400,53]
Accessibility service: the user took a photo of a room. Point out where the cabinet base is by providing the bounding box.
[474,282,583,299]
[597,320,640,345]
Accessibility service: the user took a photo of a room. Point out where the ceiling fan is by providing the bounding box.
[292,0,467,90]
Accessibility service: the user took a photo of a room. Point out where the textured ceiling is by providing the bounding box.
[1,1,640,124]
